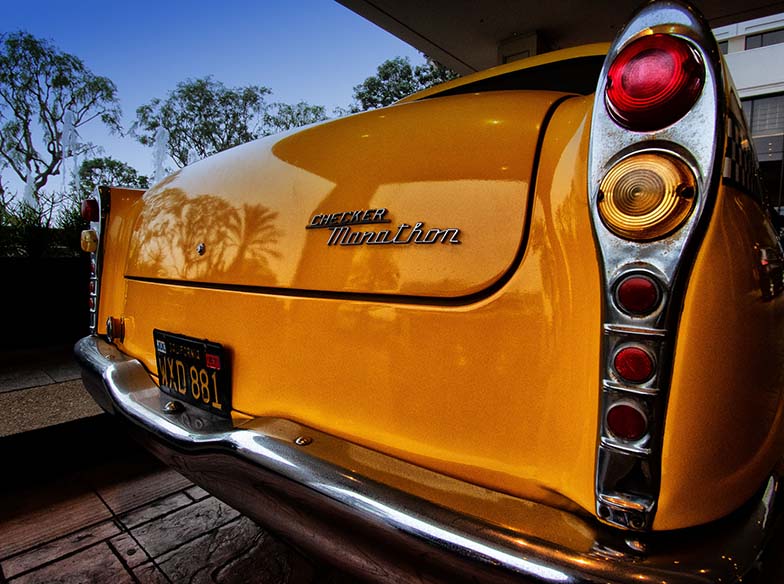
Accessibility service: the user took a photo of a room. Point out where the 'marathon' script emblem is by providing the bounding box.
[306,208,461,247]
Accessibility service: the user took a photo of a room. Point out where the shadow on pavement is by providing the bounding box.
[0,416,361,583]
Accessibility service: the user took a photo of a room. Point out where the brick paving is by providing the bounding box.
[0,350,361,584]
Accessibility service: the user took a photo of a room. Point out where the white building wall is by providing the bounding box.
[714,13,784,204]
[714,13,784,98]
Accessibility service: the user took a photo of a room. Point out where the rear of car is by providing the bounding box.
[76,1,784,582]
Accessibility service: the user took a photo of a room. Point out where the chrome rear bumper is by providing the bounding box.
[76,335,784,583]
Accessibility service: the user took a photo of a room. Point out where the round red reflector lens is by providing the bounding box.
[88,298,95,310]
[616,275,660,314]
[614,346,654,383]
[89,280,96,293]
[606,402,647,441]
[606,34,704,131]
[81,199,99,222]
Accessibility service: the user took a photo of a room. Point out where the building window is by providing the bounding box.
[742,94,784,206]
[745,28,784,50]
[718,40,729,54]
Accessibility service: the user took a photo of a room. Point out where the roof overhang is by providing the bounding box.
[337,0,784,74]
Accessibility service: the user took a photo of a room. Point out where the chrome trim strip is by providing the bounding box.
[603,380,659,396]
[76,335,784,584]
[600,437,652,457]
[602,324,667,337]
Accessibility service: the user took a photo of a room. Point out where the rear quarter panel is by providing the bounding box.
[659,182,784,530]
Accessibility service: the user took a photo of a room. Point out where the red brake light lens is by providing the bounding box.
[81,199,99,222]
[614,346,654,383]
[616,275,660,315]
[606,402,648,441]
[605,34,704,131]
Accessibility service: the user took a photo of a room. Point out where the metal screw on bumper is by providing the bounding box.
[163,401,184,414]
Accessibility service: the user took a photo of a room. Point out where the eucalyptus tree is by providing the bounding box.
[0,32,121,202]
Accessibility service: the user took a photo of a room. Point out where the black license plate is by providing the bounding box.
[153,329,231,417]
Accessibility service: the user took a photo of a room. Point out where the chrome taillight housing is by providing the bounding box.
[81,187,109,334]
[589,0,727,531]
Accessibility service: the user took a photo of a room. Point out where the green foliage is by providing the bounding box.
[134,77,331,168]
[53,156,149,252]
[75,156,149,199]
[350,56,458,112]
[0,156,148,258]
[0,190,76,258]
[133,77,274,168]
[266,102,328,133]
[0,31,121,200]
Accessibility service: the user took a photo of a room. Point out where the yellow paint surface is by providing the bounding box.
[111,95,604,513]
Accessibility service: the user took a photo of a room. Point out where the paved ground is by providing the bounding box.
[0,348,360,584]
[0,345,101,437]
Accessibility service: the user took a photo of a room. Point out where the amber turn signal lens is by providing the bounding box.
[598,152,696,240]
[606,402,648,441]
[81,229,99,253]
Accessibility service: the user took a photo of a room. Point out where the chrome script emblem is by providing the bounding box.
[306,208,461,247]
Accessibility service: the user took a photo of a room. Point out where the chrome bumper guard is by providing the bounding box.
[76,335,784,584]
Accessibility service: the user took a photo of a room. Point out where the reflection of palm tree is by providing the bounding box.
[178,195,236,279]
[130,188,282,284]
[227,203,282,277]
[347,250,399,291]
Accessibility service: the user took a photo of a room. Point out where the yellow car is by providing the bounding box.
[76,1,784,581]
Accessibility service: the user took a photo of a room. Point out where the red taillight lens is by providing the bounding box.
[606,402,647,441]
[616,275,660,315]
[81,198,99,222]
[614,346,654,383]
[605,34,704,131]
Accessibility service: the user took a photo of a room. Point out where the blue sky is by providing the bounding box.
[3,0,422,182]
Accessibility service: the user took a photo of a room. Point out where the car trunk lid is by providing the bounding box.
[126,91,565,299]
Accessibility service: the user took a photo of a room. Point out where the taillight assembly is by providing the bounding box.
[589,1,721,531]
[598,152,697,241]
[605,34,704,131]
[82,189,107,334]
